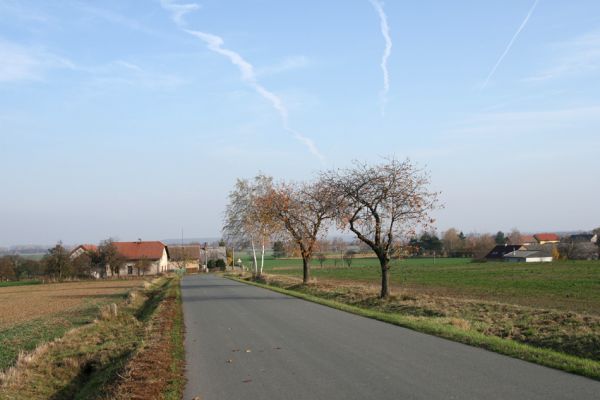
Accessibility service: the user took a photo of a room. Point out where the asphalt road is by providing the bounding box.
[182,274,599,400]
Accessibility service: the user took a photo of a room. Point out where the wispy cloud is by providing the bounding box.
[368,0,392,115]
[482,0,540,89]
[0,39,74,83]
[525,31,600,81]
[160,1,323,160]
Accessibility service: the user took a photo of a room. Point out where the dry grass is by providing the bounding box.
[0,280,145,330]
[109,282,184,400]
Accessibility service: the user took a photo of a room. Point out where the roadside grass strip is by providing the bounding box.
[226,275,600,381]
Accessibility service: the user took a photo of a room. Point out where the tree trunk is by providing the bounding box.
[379,255,390,299]
[302,257,310,284]
[251,239,258,278]
[260,241,265,276]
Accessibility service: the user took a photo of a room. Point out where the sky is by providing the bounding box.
[1,0,599,246]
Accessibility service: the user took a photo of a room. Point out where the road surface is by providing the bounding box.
[182,274,599,400]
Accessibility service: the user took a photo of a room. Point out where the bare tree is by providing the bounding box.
[317,252,327,268]
[442,228,462,256]
[98,239,124,277]
[44,242,73,279]
[136,256,152,276]
[223,175,278,277]
[508,229,523,245]
[321,159,439,298]
[0,256,16,281]
[330,237,347,267]
[467,234,496,260]
[343,250,356,267]
[260,181,334,284]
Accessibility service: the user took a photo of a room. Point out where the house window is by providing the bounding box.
[127,265,133,275]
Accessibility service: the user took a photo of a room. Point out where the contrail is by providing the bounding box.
[160,1,324,160]
[369,0,392,115]
[160,0,199,26]
[482,0,540,89]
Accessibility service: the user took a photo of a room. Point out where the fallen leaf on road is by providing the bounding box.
[242,379,252,383]
[245,349,251,353]
[232,349,240,352]
[226,359,233,363]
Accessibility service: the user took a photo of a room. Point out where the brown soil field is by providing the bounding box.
[0,280,145,330]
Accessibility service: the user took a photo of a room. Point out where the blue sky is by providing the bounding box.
[1,0,599,246]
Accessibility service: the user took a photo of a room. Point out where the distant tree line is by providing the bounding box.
[0,238,158,282]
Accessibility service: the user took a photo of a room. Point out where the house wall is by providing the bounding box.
[107,249,170,276]
[525,256,553,263]
[70,247,86,259]
[505,256,553,263]
[168,260,199,270]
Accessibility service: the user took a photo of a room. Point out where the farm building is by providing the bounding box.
[69,244,97,260]
[503,248,553,263]
[109,241,170,276]
[168,245,201,271]
[569,233,598,244]
[485,245,522,260]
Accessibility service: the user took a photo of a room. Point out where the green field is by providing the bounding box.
[0,280,42,288]
[243,255,600,314]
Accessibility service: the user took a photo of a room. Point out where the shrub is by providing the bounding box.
[207,259,216,269]
[216,259,226,271]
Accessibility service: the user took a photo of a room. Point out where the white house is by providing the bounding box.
[108,241,170,276]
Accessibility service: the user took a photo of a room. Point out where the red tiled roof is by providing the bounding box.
[114,241,166,261]
[534,233,560,242]
[520,235,535,244]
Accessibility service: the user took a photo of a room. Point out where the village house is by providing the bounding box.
[109,241,169,276]
[168,245,201,272]
[533,233,560,244]
[69,244,98,260]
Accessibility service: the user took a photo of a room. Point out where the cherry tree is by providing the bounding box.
[321,159,439,298]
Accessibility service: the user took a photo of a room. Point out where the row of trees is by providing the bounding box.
[223,158,439,298]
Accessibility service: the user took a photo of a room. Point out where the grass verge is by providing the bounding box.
[226,274,600,381]
[0,276,185,399]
